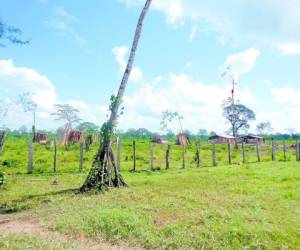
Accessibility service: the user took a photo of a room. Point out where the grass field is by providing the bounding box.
[1,135,300,249]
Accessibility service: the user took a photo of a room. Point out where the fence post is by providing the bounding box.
[0,131,5,157]
[182,144,186,169]
[283,140,287,161]
[212,143,217,167]
[132,140,136,172]
[79,140,84,172]
[256,142,261,162]
[150,143,154,171]
[53,140,57,174]
[242,142,246,164]
[166,145,171,170]
[272,139,276,161]
[196,141,200,168]
[296,142,300,161]
[116,137,121,171]
[227,143,232,165]
[27,141,33,174]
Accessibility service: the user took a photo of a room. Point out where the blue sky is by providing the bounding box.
[1,0,300,134]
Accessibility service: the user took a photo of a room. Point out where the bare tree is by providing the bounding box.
[256,122,273,135]
[221,66,238,105]
[0,101,12,128]
[51,104,81,131]
[160,110,184,134]
[0,100,12,156]
[18,92,37,142]
[81,0,152,191]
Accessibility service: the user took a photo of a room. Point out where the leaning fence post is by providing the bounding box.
[53,140,57,174]
[27,141,33,174]
[283,140,287,161]
[116,137,121,171]
[196,141,200,168]
[212,143,217,167]
[166,144,171,170]
[132,140,136,171]
[150,143,154,171]
[242,142,246,164]
[272,139,276,161]
[79,140,84,172]
[227,143,232,165]
[182,144,186,169]
[256,141,261,162]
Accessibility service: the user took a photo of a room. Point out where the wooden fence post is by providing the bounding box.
[242,142,246,164]
[212,143,217,167]
[27,141,33,174]
[132,140,136,172]
[53,140,57,174]
[196,141,200,168]
[296,142,300,161]
[227,143,232,165]
[283,140,287,161]
[0,131,5,157]
[256,142,261,162]
[79,140,84,172]
[116,137,121,171]
[296,142,298,161]
[150,143,154,171]
[51,140,59,186]
[166,145,171,170]
[182,144,186,169]
[272,139,276,161]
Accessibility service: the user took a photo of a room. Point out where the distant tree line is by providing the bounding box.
[6,126,300,141]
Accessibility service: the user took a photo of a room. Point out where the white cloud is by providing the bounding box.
[0,59,104,130]
[121,0,300,54]
[112,46,143,83]
[222,48,261,78]
[277,42,300,55]
[121,0,186,25]
[120,73,258,133]
[189,27,197,41]
[272,87,300,107]
[46,7,86,44]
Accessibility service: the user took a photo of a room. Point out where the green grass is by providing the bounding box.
[0,234,75,250]
[1,135,300,249]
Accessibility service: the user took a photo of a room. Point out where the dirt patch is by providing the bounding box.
[0,215,141,250]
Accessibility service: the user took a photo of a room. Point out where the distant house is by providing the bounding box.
[239,134,265,144]
[208,134,236,145]
[151,136,169,145]
[35,132,48,144]
[176,133,191,145]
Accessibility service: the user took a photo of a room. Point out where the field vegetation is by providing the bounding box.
[1,133,300,249]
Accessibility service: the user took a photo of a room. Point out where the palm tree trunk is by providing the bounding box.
[81,0,152,191]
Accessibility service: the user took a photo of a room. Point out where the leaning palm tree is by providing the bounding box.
[81,0,152,191]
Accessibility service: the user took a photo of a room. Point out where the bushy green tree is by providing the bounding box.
[223,104,256,137]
